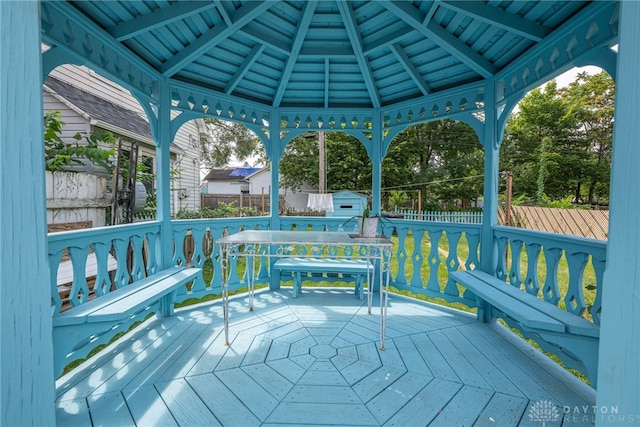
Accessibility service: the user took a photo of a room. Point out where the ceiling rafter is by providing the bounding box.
[159,1,272,77]
[390,43,430,96]
[441,1,551,42]
[337,0,381,109]
[363,27,412,56]
[381,0,498,78]
[107,2,215,42]
[213,0,232,26]
[422,0,440,25]
[241,26,290,56]
[274,1,318,107]
[225,44,265,95]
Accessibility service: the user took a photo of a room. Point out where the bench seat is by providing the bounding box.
[450,269,599,387]
[52,266,200,376]
[273,258,372,299]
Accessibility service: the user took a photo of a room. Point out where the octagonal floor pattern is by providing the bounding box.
[56,288,595,426]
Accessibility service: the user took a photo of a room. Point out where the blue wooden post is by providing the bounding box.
[0,2,55,425]
[153,80,174,270]
[371,113,383,216]
[597,0,640,414]
[370,113,384,293]
[479,80,499,276]
[269,111,281,290]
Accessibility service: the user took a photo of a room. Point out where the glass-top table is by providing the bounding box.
[216,230,393,349]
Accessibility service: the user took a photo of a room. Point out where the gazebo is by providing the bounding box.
[2,1,638,425]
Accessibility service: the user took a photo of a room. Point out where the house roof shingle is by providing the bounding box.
[204,167,262,181]
[45,76,152,139]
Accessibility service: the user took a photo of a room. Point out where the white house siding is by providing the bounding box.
[50,65,145,113]
[206,181,244,194]
[246,169,314,212]
[44,64,203,215]
[248,169,278,196]
[43,92,91,138]
[172,119,202,212]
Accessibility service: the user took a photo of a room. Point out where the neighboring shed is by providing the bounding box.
[326,190,368,217]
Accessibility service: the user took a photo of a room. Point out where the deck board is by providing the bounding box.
[155,378,222,426]
[123,385,179,427]
[187,373,262,426]
[473,393,529,427]
[87,391,136,426]
[56,287,596,426]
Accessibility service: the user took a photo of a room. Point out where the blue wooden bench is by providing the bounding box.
[273,258,372,299]
[450,269,599,387]
[52,265,200,377]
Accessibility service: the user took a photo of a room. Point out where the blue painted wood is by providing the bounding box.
[186,374,261,426]
[52,266,200,376]
[56,289,599,425]
[452,269,599,386]
[157,378,223,426]
[122,386,179,427]
[18,0,633,422]
[273,257,371,299]
[597,0,640,413]
[0,2,55,425]
[493,226,606,324]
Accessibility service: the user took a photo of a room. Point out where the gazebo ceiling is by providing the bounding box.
[44,1,614,111]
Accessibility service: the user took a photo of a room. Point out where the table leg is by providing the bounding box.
[247,244,255,311]
[367,262,373,315]
[379,250,386,350]
[221,242,230,346]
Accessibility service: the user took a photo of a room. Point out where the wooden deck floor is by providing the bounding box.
[55,288,596,426]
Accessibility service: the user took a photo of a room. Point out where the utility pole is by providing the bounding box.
[505,171,513,226]
[318,131,326,194]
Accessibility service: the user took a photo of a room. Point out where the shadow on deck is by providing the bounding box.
[55,288,596,426]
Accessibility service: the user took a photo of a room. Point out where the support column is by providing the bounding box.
[0,2,55,425]
[479,80,499,274]
[269,111,281,290]
[154,80,174,269]
[596,1,640,416]
[371,113,383,215]
[269,111,281,228]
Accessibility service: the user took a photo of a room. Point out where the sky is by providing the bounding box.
[552,65,603,88]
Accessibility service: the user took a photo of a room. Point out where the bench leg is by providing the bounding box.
[292,272,301,298]
[475,296,492,323]
[357,275,365,300]
[158,290,177,317]
[538,332,599,388]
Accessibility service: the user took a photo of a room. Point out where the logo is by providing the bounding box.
[529,400,561,426]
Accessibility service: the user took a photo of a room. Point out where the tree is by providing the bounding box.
[501,81,582,201]
[279,120,483,210]
[562,71,615,205]
[389,119,483,209]
[200,117,265,167]
[44,110,116,173]
[502,73,614,206]
[279,132,370,192]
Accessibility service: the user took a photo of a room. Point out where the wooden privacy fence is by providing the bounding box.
[393,206,608,240]
[498,205,608,240]
[46,171,110,227]
[201,193,284,214]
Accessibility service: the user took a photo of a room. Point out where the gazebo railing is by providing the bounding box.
[492,225,606,325]
[48,216,606,377]
[48,218,606,322]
